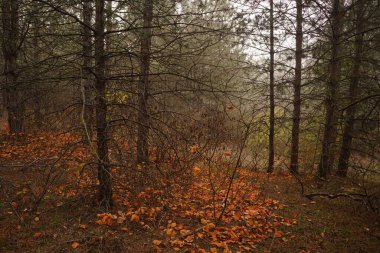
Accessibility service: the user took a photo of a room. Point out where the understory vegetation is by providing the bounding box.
[0,0,379,252]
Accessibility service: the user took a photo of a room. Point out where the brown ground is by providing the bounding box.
[1,134,379,253]
[1,171,379,253]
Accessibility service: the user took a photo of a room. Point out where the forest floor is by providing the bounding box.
[0,132,379,253]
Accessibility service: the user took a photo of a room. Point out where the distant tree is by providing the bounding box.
[137,0,153,166]
[290,0,303,174]
[267,0,275,173]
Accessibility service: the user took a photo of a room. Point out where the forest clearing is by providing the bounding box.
[0,0,379,252]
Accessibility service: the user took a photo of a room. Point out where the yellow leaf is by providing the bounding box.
[71,242,80,249]
[210,248,218,253]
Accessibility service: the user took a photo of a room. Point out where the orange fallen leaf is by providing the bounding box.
[184,235,194,243]
[192,166,201,175]
[205,222,216,232]
[79,224,88,229]
[130,214,139,222]
[180,229,189,236]
[71,242,80,249]
[190,145,198,154]
[34,232,42,238]
[210,248,218,253]
[117,216,125,224]
[166,228,176,237]
[153,240,162,246]
[168,222,177,228]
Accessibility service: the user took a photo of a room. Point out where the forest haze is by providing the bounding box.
[0,0,379,252]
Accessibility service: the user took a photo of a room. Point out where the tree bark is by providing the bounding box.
[1,0,24,134]
[82,0,94,138]
[95,0,112,208]
[290,0,303,174]
[337,0,365,177]
[267,0,275,173]
[318,0,342,178]
[32,3,42,128]
[137,0,153,166]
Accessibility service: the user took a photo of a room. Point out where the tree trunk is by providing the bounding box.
[95,0,112,208]
[32,3,42,128]
[318,0,342,178]
[1,0,24,134]
[81,0,94,138]
[290,0,303,174]
[267,0,275,173]
[137,0,153,166]
[337,0,365,177]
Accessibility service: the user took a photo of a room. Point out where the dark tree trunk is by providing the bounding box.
[318,0,342,178]
[137,0,153,166]
[32,3,42,128]
[81,0,94,138]
[95,0,112,208]
[1,0,24,134]
[267,0,275,173]
[105,0,113,67]
[290,0,303,174]
[337,0,365,177]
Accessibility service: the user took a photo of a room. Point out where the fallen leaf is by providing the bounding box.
[274,230,283,238]
[71,242,80,249]
[34,232,42,238]
[79,224,88,229]
[153,240,162,246]
[130,214,139,222]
